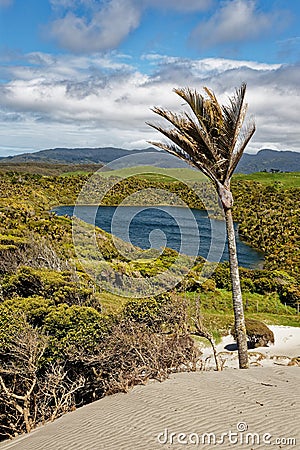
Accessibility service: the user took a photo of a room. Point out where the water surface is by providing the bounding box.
[54,205,264,269]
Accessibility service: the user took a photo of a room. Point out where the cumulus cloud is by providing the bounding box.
[49,0,141,53]
[46,0,292,57]
[142,54,281,84]
[191,0,289,49]
[0,52,299,155]
[47,0,214,53]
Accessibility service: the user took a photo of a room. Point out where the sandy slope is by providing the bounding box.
[0,366,299,450]
[1,326,299,449]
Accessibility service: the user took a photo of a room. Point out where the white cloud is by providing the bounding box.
[49,0,141,52]
[47,0,290,55]
[47,0,213,53]
[0,52,299,155]
[143,54,281,78]
[191,0,288,49]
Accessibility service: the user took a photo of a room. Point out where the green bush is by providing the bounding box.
[241,277,255,292]
[122,296,169,331]
[253,277,275,294]
[0,296,54,328]
[0,302,26,350]
[211,265,299,308]
[0,297,110,357]
[272,270,300,306]
[231,318,274,349]
[200,278,216,293]
[2,266,43,297]
[1,266,95,306]
[43,304,111,355]
[212,263,231,289]
[252,270,299,306]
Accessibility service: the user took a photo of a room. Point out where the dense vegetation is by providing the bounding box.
[232,180,300,276]
[0,168,299,439]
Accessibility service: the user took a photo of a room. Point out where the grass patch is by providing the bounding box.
[77,166,300,188]
[60,170,96,177]
[180,289,299,335]
[1,163,299,189]
[97,288,300,334]
[98,291,130,314]
[244,313,300,327]
[183,289,295,315]
[234,171,300,188]
[98,166,207,183]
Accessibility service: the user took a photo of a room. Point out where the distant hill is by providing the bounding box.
[236,149,300,174]
[0,147,189,169]
[0,147,158,164]
[1,147,299,173]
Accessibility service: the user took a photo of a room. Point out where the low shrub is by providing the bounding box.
[0,294,200,441]
[231,318,274,349]
[1,266,96,306]
[212,263,231,290]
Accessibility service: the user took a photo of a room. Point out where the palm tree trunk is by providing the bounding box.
[224,206,249,369]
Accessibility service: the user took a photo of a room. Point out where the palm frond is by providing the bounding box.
[183,112,218,161]
[148,140,218,182]
[222,82,247,156]
[226,121,256,181]
[149,93,224,171]
[150,107,187,132]
[148,83,255,187]
[175,87,231,161]
[203,87,224,126]
[148,106,218,165]
[174,88,212,137]
[148,121,210,167]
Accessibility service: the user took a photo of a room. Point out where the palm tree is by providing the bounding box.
[147,83,255,369]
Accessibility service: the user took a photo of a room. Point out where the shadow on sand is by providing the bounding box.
[224,343,238,351]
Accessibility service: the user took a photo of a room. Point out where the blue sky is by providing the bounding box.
[0,0,299,155]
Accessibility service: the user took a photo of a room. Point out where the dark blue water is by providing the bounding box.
[53,205,264,269]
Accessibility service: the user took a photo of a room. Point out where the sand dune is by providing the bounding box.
[0,366,299,450]
[1,326,299,449]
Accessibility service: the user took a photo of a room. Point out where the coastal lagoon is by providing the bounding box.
[54,205,264,269]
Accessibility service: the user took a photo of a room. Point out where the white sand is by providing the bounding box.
[0,326,299,450]
[0,367,298,450]
[201,326,300,369]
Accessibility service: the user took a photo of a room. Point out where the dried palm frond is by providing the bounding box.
[147,83,255,188]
